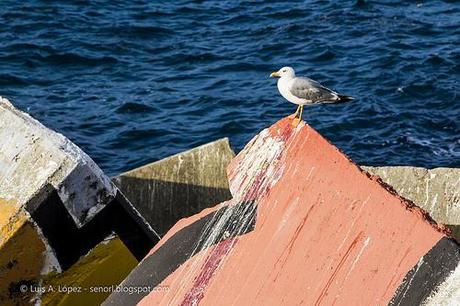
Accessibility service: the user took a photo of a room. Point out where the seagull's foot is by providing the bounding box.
[291,105,303,126]
[289,105,301,119]
[291,117,301,127]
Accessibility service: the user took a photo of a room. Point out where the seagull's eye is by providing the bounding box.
[282,69,286,72]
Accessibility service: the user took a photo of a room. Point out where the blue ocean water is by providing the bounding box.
[0,1,459,176]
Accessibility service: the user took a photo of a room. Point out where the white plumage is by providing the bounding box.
[270,66,354,124]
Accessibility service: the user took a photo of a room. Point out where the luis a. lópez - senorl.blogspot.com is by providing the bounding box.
[20,284,169,295]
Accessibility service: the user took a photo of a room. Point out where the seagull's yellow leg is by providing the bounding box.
[293,105,301,118]
[292,105,303,127]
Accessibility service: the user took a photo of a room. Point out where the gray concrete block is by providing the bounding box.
[113,138,235,236]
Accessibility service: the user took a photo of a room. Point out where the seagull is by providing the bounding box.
[270,67,354,125]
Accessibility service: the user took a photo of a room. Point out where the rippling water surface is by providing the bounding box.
[0,1,459,175]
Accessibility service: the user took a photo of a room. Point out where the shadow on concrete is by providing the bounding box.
[113,176,233,237]
[446,225,460,242]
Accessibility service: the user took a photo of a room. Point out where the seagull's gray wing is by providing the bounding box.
[289,77,339,103]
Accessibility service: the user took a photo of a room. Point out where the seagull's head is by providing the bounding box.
[270,67,295,79]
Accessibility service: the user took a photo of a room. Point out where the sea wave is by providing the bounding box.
[0,0,458,175]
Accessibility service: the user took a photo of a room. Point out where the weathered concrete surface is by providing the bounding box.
[113,138,235,236]
[0,97,158,305]
[363,166,460,230]
[0,198,47,305]
[105,116,459,306]
[0,97,114,227]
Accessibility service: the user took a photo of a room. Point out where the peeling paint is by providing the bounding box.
[228,128,287,202]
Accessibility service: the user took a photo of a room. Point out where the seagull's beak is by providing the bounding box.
[270,71,280,78]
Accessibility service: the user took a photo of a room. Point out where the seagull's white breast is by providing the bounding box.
[277,77,308,105]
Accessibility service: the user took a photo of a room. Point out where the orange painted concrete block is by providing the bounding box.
[105,117,460,306]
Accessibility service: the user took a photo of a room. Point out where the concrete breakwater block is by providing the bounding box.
[105,116,460,305]
[0,97,158,305]
[113,138,235,236]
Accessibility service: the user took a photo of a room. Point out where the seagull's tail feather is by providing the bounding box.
[336,94,355,103]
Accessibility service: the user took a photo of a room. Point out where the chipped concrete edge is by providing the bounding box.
[362,165,460,228]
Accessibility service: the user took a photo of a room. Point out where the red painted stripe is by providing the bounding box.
[180,238,237,306]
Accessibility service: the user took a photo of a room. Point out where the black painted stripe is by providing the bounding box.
[389,237,460,306]
[28,187,158,270]
[102,200,257,306]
